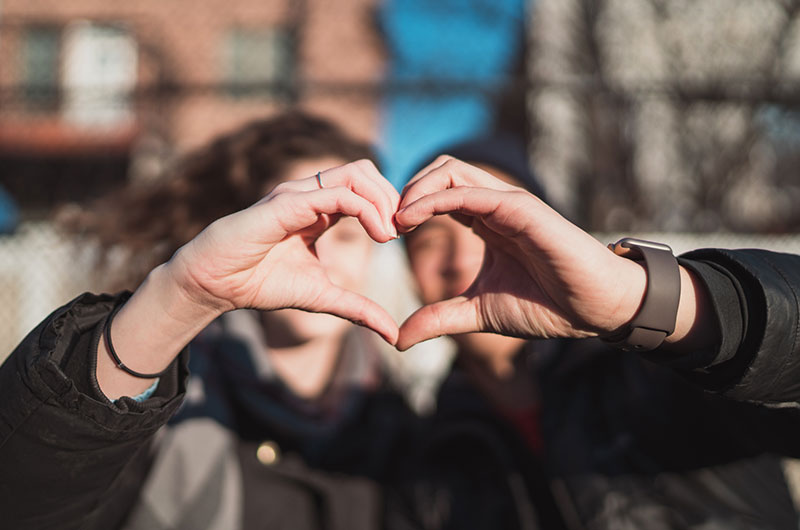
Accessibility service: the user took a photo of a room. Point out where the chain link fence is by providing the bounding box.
[529,0,800,233]
[0,223,94,358]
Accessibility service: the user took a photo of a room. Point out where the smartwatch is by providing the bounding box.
[602,238,681,351]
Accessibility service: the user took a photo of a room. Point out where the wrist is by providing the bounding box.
[662,265,719,351]
[96,262,224,400]
[601,238,681,351]
[603,256,648,336]
[163,246,235,317]
[663,267,697,344]
[151,260,229,328]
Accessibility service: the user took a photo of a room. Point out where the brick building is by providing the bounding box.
[0,0,384,215]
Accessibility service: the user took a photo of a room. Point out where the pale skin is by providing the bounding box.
[402,161,714,413]
[393,156,718,354]
[97,158,718,401]
[97,160,400,400]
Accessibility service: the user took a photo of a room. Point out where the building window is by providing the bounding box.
[224,27,295,100]
[22,26,61,112]
[62,22,138,129]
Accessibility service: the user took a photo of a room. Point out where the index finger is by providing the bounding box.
[399,158,519,212]
[395,186,538,237]
[400,154,453,196]
[324,160,400,236]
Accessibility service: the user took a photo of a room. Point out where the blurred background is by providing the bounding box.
[2,0,800,367]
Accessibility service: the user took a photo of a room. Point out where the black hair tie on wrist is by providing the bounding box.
[104,302,170,379]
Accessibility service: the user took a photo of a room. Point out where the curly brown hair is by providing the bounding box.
[62,110,376,289]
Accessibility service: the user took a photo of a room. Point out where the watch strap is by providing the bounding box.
[603,238,681,351]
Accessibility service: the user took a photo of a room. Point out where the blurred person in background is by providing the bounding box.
[0,111,422,530]
[397,136,800,530]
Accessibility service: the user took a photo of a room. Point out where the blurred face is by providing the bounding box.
[405,164,526,359]
[406,214,485,305]
[263,157,374,345]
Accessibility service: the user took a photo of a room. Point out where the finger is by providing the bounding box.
[296,212,339,240]
[396,297,480,351]
[281,187,395,243]
[399,158,519,213]
[348,159,401,216]
[352,162,400,238]
[396,187,533,235]
[311,284,399,345]
[395,156,454,235]
[281,161,399,237]
[399,156,460,212]
[397,186,605,270]
[400,154,453,196]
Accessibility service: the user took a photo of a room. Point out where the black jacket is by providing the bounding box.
[0,301,420,530]
[2,248,800,529]
[380,249,800,530]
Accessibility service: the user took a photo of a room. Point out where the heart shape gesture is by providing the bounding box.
[172,157,648,351]
[101,158,665,400]
[393,157,649,350]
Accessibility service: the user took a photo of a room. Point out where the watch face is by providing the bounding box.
[616,238,673,254]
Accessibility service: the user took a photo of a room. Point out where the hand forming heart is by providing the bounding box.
[170,157,648,350]
[393,156,647,349]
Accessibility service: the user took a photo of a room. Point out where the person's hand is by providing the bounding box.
[98,160,401,400]
[169,160,401,344]
[394,157,648,350]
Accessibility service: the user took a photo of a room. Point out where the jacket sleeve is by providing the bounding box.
[0,292,189,530]
[657,249,800,404]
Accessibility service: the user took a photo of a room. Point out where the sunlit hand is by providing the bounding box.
[394,157,648,350]
[169,160,401,344]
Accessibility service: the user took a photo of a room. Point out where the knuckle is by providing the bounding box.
[441,159,463,178]
[355,158,375,170]
[268,191,291,207]
[442,158,465,182]
[442,157,461,169]
[272,181,293,194]
[510,189,534,202]
[362,159,380,174]
[352,159,370,175]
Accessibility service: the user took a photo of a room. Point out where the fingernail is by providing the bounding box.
[383,219,397,239]
[392,211,406,230]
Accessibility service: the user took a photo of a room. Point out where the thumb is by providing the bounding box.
[311,284,399,345]
[396,296,480,351]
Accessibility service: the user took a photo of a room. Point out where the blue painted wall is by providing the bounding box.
[378,0,528,188]
[0,186,18,234]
